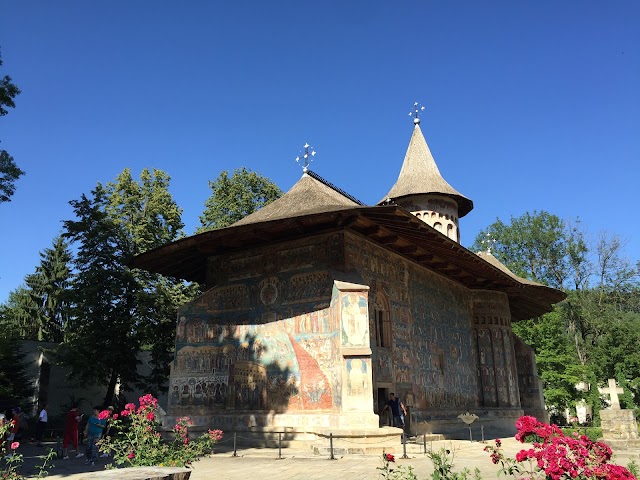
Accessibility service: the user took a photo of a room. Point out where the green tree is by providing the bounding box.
[0,237,72,342]
[475,211,640,420]
[59,169,193,404]
[0,334,34,407]
[25,236,72,342]
[103,168,195,395]
[59,186,141,405]
[198,167,282,232]
[472,211,587,289]
[0,48,24,203]
[0,285,40,339]
[513,311,584,410]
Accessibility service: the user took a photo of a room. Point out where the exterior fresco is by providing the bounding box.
[168,233,345,419]
[471,291,520,409]
[344,231,481,415]
[165,229,530,433]
[340,291,369,347]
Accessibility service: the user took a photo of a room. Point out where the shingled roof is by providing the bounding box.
[232,170,364,227]
[379,124,473,217]
[475,251,541,287]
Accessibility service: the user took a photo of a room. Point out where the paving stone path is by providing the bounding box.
[13,438,640,480]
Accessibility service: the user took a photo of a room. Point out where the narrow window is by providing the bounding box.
[374,294,392,347]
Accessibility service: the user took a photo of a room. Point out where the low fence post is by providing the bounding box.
[402,432,408,459]
[329,432,335,460]
[278,432,282,460]
[423,434,427,454]
[232,432,238,457]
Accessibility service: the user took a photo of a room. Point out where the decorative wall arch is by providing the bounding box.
[373,292,392,348]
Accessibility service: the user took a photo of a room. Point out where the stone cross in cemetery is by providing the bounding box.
[598,378,623,410]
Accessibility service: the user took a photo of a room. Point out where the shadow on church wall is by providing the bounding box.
[168,288,342,425]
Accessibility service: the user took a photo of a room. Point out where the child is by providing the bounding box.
[84,407,106,465]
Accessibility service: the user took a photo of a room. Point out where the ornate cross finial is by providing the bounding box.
[409,102,426,125]
[295,143,316,173]
[481,233,496,254]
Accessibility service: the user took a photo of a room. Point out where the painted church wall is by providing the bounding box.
[168,232,346,420]
[471,291,520,409]
[514,335,548,422]
[343,231,481,415]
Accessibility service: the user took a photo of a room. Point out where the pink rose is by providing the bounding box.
[11,442,19,450]
[127,452,135,459]
[112,413,119,420]
[147,412,155,421]
[98,410,110,420]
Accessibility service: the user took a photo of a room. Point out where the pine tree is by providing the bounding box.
[24,236,72,342]
[59,169,193,404]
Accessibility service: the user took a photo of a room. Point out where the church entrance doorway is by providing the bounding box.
[377,387,390,426]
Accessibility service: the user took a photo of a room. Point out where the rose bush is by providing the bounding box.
[377,451,418,480]
[98,394,223,468]
[0,421,55,480]
[484,416,636,480]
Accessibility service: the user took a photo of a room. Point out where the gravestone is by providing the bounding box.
[598,379,640,449]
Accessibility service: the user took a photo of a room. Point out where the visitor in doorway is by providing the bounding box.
[84,407,106,465]
[35,403,48,446]
[382,393,407,428]
[62,403,84,459]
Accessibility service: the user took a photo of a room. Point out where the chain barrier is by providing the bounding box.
[210,429,408,461]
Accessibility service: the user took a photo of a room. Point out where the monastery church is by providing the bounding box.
[133,110,565,439]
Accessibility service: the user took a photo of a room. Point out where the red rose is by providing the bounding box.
[385,453,395,462]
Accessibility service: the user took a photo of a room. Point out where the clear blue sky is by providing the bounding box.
[1,1,638,302]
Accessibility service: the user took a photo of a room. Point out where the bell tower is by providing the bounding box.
[379,103,473,243]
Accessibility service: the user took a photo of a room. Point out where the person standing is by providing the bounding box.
[62,404,84,459]
[4,408,21,458]
[382,393,407,428]
[36,403,48,446]
[84,407,106,465]
[99,406,114,458]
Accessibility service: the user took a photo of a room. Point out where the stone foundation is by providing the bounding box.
[599,409,640,449]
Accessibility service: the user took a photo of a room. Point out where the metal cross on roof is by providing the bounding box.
[481,233,496,254]
[409,102,426,125]
[295,143,316,173]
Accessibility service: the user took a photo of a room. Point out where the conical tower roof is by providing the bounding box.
[379,123,473,217]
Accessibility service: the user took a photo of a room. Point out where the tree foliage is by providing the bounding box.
[0,48,24,203]
[472,211,588,289]
[198,167,282,232]
[1,237,72,342]
[57,169,195,405]
[0,286,40,339]
[0,334,33,407]
[474,211,640,419]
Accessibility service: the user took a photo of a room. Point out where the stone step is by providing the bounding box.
[407,433,445,443]
[60,467,191,480]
